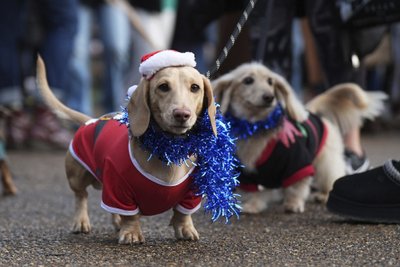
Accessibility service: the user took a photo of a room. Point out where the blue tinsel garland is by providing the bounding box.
[224,104,284,139]
[117,105,241,223]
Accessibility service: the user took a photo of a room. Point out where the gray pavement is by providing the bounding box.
[0,130,399,266]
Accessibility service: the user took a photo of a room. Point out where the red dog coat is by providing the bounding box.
[69,118,202,216]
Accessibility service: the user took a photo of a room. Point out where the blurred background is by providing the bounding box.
[0,0,399,150]
[1,2,399,264]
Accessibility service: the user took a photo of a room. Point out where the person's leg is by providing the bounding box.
[30,0,78,149]
[67,4,93,115]
[98,3,130,113]
[0,1,36,147]
[127,8,155,85]
[343,128,363,156]
[291,18,305,99]
[128,9,154,85]
[306,0,354,87]
[390,23,400,110]
[343,128,370,174]
[0,0,25,106]
[306,0,371,173]
[37,0,78,98]
[327,159,400,223]
[250,0,296,79]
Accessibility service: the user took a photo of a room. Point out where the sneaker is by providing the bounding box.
[327,160,400,223]
[344,149,370,174]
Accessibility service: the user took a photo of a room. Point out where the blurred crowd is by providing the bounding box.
[0,0,399,150]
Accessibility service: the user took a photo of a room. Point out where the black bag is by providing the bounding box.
[337,0,400,59]
[338,0,400,29]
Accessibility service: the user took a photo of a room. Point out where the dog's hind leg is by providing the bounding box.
[0,160,17,196]
[238,189,283,214]
[312,123,346,203]
[65,151,96,234]
[313,152,346,203]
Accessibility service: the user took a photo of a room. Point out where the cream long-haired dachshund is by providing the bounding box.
[36,51,218,244]
[213,62,387,214]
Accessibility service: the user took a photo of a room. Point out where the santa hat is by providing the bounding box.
[139,50,197,80]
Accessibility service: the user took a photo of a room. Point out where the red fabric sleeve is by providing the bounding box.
[100,160,139,216]
[175,189,202,215]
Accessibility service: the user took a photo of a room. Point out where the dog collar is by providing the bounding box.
[116,104,241,223]
[225,103,285,139]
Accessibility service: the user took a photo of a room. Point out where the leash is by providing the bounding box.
[206,0,258,79]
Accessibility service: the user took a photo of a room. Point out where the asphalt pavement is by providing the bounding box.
[0,130,399,266]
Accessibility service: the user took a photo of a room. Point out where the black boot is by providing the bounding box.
[327,160,400,223]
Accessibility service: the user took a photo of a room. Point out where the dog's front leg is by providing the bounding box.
[170,209,199,241]
[118,214,144,244]
[283,177,312,213]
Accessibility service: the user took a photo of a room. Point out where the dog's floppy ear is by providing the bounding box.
[127,79,151,137]
[274,73,308,122]
[212,74,235,114]
[203,76,217,136]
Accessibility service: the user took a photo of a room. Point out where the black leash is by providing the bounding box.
[206,0,258,79]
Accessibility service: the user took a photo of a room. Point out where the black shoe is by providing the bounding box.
[344,149,370,174]
[327,160,400,223]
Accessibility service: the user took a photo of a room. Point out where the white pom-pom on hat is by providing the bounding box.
[127,85,137,98]
[139,50,197,80]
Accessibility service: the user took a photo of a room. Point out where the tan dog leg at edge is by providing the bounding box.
[1,160,17,195]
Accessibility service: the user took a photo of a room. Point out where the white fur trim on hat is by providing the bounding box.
[139,50,196,80]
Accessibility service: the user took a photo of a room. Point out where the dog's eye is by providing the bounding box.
[158,83,170,92]
[243,76,254,85]
[267,77,273,86]
[190,84,200,93]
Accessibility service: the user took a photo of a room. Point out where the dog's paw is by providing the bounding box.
[283,200,305,213]
[118,229,145,245]
[173,224,199,241]
[241,199,268,214]
[3,186,17,196]
[310,191,329,203]
[72,215,91,234]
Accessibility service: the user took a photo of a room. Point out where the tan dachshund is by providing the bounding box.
[36,54,217,244]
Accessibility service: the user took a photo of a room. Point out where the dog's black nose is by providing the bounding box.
[262,94,275,105]
[173,108,191,122]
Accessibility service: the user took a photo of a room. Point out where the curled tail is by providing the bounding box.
[36,56,92,125]
[306,83,387,135]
